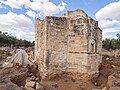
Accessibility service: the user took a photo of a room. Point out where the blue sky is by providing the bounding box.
[0,0,120,41]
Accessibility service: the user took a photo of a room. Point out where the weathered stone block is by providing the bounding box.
[25,81,35,88]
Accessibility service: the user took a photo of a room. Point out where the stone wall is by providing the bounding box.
[35,18,46,72]
[35,9,102,78]
[46,16,68,70]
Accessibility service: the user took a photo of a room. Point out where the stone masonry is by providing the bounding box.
[35,9,102,77]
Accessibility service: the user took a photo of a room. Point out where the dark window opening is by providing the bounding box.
[91,43,94,52]
[95,45,97,52]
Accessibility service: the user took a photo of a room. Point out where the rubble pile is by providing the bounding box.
[0,64,44,90]
[0,49,120,90]
[90,53,120,90]
[8,49,33,66]
[0,49,45,90]
[0,49,11,60]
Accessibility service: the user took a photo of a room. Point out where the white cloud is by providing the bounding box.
[26,10,36,18]
[98,20,120,28]
[95,0,120,28]
[95,1,120,39]
[25,0,67,16]
[0,0,67,16]
[0,3,3,8]
[0,0,67,41]
[102,28,120,39]
[33,0,49,2]
[0,11,34,41]
[95,1,120,20]
[0,0,21,9]
[58,1,67,11]
[103,28,120,33]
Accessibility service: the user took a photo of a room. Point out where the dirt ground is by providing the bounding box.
[40,55,120,90]
[0,51,120,90]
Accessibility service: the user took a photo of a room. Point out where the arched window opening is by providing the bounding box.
[91,43,94,52]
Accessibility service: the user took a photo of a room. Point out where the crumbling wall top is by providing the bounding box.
[62,9,89,18]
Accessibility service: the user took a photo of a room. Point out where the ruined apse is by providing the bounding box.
[35,9,102,76]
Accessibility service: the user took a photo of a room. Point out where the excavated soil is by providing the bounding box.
[0,51,120,90]
[0,67,28,90]
[39,54,120,90]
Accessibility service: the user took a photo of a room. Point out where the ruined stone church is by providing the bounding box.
[35,9,102,77]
